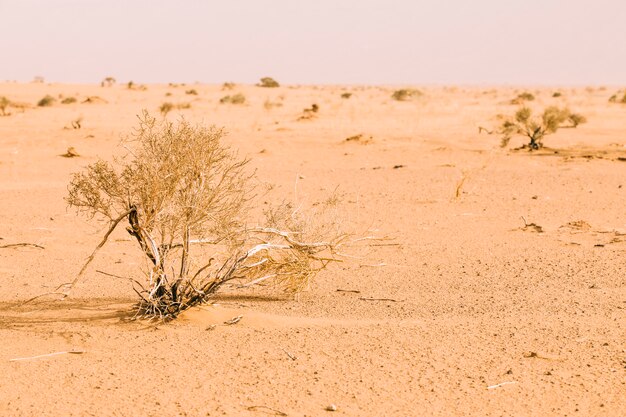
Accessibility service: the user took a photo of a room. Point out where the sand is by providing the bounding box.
[0,82,624,416]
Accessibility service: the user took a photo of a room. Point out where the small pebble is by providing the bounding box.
[325,404,337,412]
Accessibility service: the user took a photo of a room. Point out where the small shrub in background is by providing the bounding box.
[222,82,236,90]
[510,92,535,104]
[61,97,77,104]
[341,92,352,99]
[37,95,56,107]
[160,102,174,115]
[497,106,586,150]
[185,89,198,95]
[257,77,280,88]
[220,93,246,104]
[552,92,562,98]
[391,89,422,101]
[101,77,116,87]
[0,96,11,116]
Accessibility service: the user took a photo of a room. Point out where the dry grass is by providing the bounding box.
[65,112,359,319]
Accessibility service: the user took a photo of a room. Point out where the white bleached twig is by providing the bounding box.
[9,350,86,362]
[487,381,518,390]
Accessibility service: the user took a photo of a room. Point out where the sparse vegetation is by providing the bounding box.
[222,82,236,90]
[391,89,422,101]
[65,112,359,319]
[257,77,280,88]
[61,97,77,104]
[220,93,246,104]
[185,89,198,95]
[341,92,352,99]
[552,92,562,98]
[497,106,587,150]
[37,95,56,107]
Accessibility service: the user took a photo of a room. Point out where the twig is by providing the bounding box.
[9,350,86,362]
[0,243,44,249]
[246,405,288,416]
[358,297,402,302]
[487,381,518,390]
[59,208,133,298]
[336,289,361,293]
[223,315,243,325]
[281,348,297,361]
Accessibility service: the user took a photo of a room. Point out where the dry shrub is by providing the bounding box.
[552,92,562,98]
[61,97,77,104]
[220,93,246,104]
[185,89,198,95]
[391,89,422,101]
[222,82,236,90]
[298,104,319,120]
[608,91,626,103]
[497,106,587,149]
[263,98,283,110]
[37,95,56,107]
[66,112,360,319]
[510,92,535,104]
[101,77,116,87]
[257,77,280,88]
[0,96,11,116]
[341,92,352,99]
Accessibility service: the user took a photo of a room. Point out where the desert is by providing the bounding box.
[0,81,624,416]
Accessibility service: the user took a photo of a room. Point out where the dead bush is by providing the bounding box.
[185,89,198,95]
[65,112,362,319]
[496,106,587,149]
[61,97,77,104]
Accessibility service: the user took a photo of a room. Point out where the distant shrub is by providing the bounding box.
[160,102,174,115]
[37,95,56,107]
[391,89,422,101]
[220,93,246,104]
[608,91,626,103]
[257,77,280,88]
[101,77,116,87]
[552,92,562,98]
[497,106,587,150]
[263,99,283,110]
[298,104,319,120]
[160,102,191,115]
[61,97,77,104]
[185,89,198,95]
[510,92,535,104]
[222,82,236,90]
[0,96,10,116]
[341,92,352,99]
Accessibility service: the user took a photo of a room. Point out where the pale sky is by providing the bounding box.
[1,0,624,85]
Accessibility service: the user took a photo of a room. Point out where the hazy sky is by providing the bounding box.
[1,0,625,85]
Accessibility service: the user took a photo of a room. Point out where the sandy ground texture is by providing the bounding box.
[0,82,625,416]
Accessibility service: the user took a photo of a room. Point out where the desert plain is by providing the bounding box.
[0,82,624,416]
